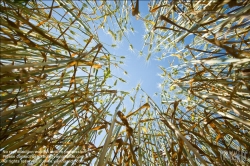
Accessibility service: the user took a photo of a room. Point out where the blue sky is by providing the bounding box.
[96,1,169,110]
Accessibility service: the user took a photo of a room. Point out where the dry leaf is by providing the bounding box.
[150,6,160,13]
[126,103,150,118]
[117,111,129,126]
[91,124,106,130]
[92,64,102,69]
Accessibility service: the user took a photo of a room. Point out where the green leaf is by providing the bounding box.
[118,78,126,83]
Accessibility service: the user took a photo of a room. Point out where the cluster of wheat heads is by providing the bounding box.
[141,0,250,165]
